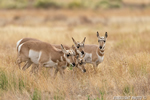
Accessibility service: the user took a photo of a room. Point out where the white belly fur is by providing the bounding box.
[96,52,104,63]
[29,50,40,64]
[84,53,92,63]
[29,50,57,67]
[43,59,57,67]
[84,52,104,64]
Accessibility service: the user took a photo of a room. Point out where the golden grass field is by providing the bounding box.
[0,9,150,100]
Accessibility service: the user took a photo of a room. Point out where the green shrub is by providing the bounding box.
[123,85,130,95]
[0,70,8,90]
[95,0,122,9]
[34,0,61,9]
[68,1,84,9]
[32,88,41,100]
[0,0,27,9]
[19,78,25,92]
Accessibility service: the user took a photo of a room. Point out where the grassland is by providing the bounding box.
[0,9,150,100]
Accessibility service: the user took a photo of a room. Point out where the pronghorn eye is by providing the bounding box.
[104,40,106,43]
[79,62,82,65]
[77,46,79,48]
[66,54,69,57]
[98,40,100,42]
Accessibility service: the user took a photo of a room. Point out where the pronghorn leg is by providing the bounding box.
[58,68,64,78]
[48,67,54,77]
[53,68,59,79]
[30,64,38,74]
[92,63,97,73]
[22,60,32,70]
[16,57,22,69]
[37,63,43,75]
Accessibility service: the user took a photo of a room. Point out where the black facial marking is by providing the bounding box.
[72,63,75,66]
[81,51,84,55]
[77,45,80,48]
[79,62,82,65]
[67,54,69,57]
[99,46,102,49]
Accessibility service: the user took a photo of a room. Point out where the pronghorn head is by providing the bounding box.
[61,44,76,67]
[72,37,86,57]
[75,56,86,73]
[97,32,108,50]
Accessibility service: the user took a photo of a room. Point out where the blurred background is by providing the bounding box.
[0,0,150,100]
[0,0,150,27]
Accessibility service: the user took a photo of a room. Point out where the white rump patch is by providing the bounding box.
[18,43,24,54]
[16,39,23,50]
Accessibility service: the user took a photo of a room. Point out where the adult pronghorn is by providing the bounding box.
[16,38,86,70]
[16,40,76,74]
[16,38,70,70]
[72,31,108,68]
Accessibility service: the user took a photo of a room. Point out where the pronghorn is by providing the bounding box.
[72,37,86,57]
[16,40,76,75]
[16,38,70,70]
[72,45,86,72]
[16,38,85,71]
[53,53,86,78]
[72,31,108,68]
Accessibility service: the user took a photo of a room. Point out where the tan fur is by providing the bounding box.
[16,38,86,77]
[72,32,108,68]
[16,38,70,70]
[17,40,76,76]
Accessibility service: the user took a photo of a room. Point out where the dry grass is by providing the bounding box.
[0,9,150,100]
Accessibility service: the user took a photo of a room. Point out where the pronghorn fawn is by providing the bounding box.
[72,32,108,71]
[53,52,86,78]
[71,45,86,72]
[16,40,76,75]
[72,37,86,57]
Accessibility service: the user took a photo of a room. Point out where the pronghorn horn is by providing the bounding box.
[97,31,100,38]
[82,37,86,44]
[61,44,64,49]
[72,45,76,50]
[105,32,108,38]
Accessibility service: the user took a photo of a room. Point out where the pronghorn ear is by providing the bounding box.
[72,45,76,50]
[97,31,100,38]
[72,37,77,45]
[61,44,67,53]
[105,32,108,38]
[82,37,86,44]
[71,45,76,55]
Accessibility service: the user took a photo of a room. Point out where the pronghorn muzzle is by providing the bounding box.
[83,69,86,73]
[72,62,76,67]
[99,46,102,49]
[81,51,84,55]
